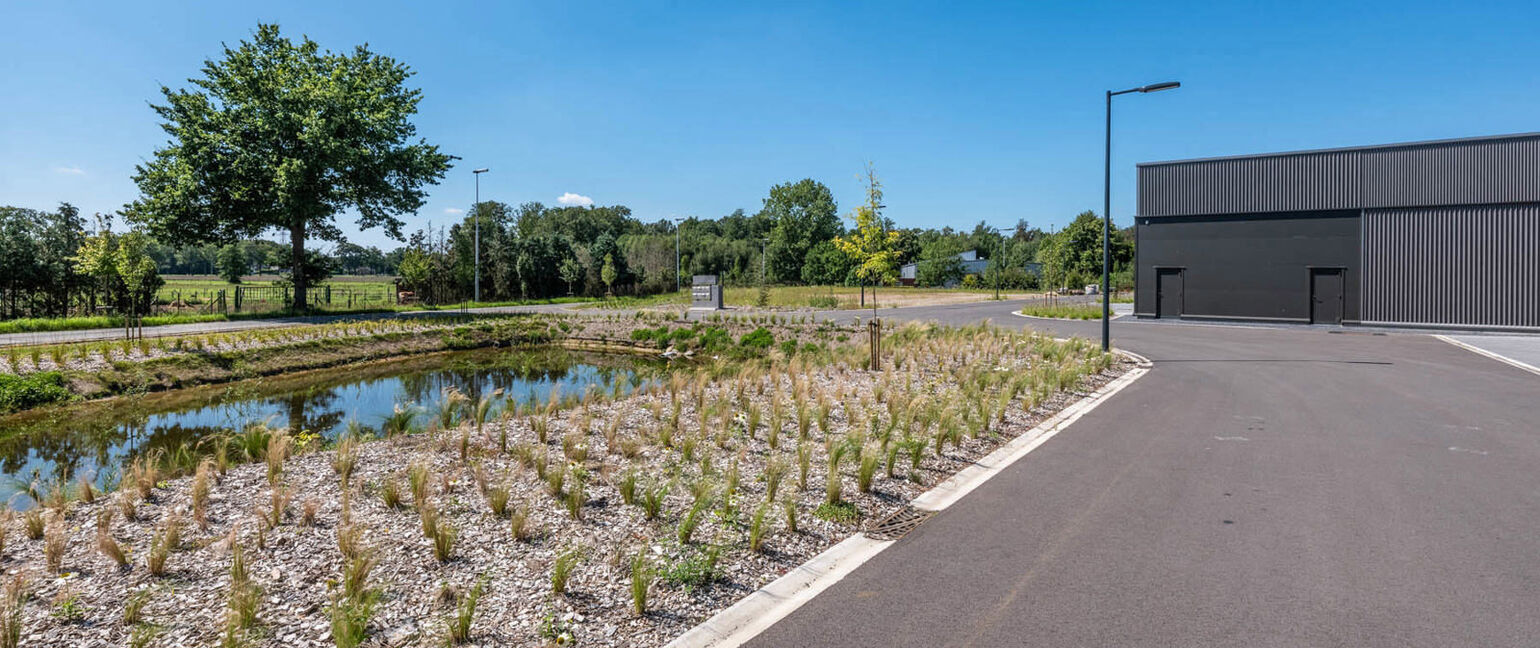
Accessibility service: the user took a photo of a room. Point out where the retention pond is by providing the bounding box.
[0,347,662,508]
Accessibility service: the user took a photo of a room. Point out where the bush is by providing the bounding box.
[806,295,840,309]
[915,256,966,288]
[697,327,730,352]
[738,328,774,350]
[0,371,70,412]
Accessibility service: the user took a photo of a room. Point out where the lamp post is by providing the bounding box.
[984,225,1008,301]
[672,216,686,293]
[1104,81,1178,352]
[472,168,490,303]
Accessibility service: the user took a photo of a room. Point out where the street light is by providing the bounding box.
[1103,81,1178,352]
[472,168,490,303]
[672,217,686,293]
[984,226,1009,301]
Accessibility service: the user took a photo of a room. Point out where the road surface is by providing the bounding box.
[745,300,1540,648]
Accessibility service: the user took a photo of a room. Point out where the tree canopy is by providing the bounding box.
[834,165,901,290]
[761,179,840,283]
[125,23,452,309]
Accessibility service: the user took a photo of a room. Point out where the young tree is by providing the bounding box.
[558,257,584,296]
[601,253,618,297]
[72,216,163,318]
[217,243,248,284]
[125,23,452,310]
[834,164,900,306]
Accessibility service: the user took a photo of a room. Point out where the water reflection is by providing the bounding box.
[0,348,659,507]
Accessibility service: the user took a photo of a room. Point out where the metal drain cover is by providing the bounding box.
[865,506,936,541]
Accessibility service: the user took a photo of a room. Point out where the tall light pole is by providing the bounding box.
[1104,81,1178,352]
[472,168,490,303]
[985,226,1008,301]
[672,216,686,293]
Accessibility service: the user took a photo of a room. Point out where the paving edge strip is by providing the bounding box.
[664,349,1153,648]
[1435,335,1540,377]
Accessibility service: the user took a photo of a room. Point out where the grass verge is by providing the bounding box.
[1018,304,1103,320]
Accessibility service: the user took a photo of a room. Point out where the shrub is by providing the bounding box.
[738,327,774,350]
[0,371,70,413]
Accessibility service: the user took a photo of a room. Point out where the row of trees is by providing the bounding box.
[0,205,165,319]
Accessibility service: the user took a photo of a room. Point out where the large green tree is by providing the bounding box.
[1036,211,1133,290]
[760,179,839,283]
[126,23,452,309]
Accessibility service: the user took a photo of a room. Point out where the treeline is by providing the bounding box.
[153,240,398,277]
[393,178,1134,303]
[2,181,1135,318]
[0,204,163,319]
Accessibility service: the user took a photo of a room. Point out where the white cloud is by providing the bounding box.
[52,166,85,175]
[443,208,464,215]
[557,192,594,207]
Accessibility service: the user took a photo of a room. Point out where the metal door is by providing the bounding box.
[1311,268,1343,324]
[1156,268,1184,318]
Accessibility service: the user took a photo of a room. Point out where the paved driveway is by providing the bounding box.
[1445,334,1540,375]
[747,302,1540,647]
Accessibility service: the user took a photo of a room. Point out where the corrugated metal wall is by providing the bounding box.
[1138,151,1360,217]
[1362,137,1540,208]
[1139,133,1540,218]
[1363,205,1540,328]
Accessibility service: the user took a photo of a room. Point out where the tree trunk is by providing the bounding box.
[290,220,307,311]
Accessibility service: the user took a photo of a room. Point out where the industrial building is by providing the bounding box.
[1133,132,1540,331]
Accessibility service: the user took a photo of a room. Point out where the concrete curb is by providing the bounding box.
[1435,335,1540,377]
[664,349,1152,648]
[1011,310,1127,322]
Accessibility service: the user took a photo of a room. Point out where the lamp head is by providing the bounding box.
[1139,81,1180,93]
[473,168,490,174]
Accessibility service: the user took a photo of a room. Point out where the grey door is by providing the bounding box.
[1156,268,1183,318]
[1311,268,1343,324]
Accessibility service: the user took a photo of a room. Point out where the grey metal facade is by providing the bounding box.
[1135,211,1361,322]
[1136,132,1540,330]
[1363,205,1540,328]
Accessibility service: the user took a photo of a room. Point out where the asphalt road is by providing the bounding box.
[746,301,1540,647]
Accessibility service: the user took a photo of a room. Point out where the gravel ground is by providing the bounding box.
[4,322,1127,647]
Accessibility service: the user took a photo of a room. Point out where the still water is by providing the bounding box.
[0,347,661,508]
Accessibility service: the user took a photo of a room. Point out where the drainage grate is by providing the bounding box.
[864,506,936,541]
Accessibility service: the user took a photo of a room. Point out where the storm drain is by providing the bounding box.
[864,506,936,541]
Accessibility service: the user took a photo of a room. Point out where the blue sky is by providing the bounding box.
[3,1,1538,249]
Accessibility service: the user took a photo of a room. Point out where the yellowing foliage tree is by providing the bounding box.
[834,164,900,306]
